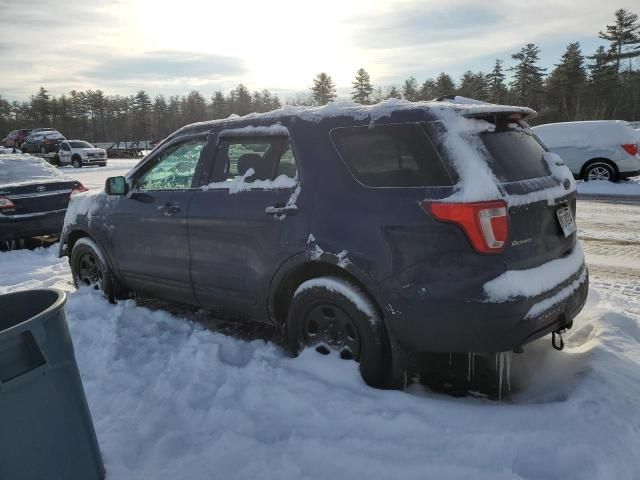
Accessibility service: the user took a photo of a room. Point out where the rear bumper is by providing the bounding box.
[0,209,66,242]
[380,263,588,353]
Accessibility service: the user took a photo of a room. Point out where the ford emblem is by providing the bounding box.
[36,185,46,192]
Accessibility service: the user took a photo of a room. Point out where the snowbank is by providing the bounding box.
[577,177,640,197]
[1,246,640,479]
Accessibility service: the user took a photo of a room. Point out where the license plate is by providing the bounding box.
[556,205,576,237]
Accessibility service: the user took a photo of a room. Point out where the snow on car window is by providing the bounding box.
[0,155,66,185]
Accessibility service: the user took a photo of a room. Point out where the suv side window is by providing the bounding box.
[210,135,298,187]
[136,137,207,191]
[331,123,453,187]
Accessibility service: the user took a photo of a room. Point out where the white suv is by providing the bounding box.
[58,140,108,168]
[532,120,640,182]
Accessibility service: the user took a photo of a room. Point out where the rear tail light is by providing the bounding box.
[0,196,16,211]
[622,143,639,156]
[70,184,88,198]
[421,200,509,254]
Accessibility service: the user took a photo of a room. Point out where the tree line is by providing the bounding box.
[1,8,638,143]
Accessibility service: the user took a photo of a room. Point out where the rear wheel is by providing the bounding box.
[286,276,389,387]
[584,162,616,182]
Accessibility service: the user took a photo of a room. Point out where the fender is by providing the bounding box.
[59,224,123,284]
[267,247,396,327]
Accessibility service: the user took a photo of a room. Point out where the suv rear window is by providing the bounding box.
[331,123,453,187]
[479,124,550,183]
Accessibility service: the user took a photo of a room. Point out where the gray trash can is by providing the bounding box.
[0,289,105,480]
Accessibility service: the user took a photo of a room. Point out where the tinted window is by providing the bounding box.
[480,130,550,182]
[0,157,65,185]
[214,136,297,183]
[136,137,206,191]
[331,123,452,187]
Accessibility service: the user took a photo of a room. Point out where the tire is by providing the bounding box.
[70,237,126,302]
[21,147,28,154]
[286,276,389,387]
[584,162,616,182]
[40,146,46,154]
[72,157,82,168]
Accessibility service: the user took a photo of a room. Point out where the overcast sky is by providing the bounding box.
[0,0,638,101]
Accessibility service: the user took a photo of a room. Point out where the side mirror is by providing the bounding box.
[105,176,128,195]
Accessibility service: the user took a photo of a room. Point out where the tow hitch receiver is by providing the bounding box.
[552,329,565,351]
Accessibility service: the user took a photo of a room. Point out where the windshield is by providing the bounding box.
[70,141,94,148]
[0,156,65,185]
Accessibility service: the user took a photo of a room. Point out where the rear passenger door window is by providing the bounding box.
[330,123,453,187]
[207,135,298,189]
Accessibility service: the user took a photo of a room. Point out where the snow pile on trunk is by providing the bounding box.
[1,246,640,479]
[484,243,585,301]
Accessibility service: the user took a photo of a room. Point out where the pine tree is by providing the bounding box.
[419,79,436,100]
[598,8,640,75]
[433,73,456,98]
[133,90,152,139]
[385,86,402,100]
[457,71,488,100]
[311,73,337,105]
[210,91,228,119]
[509,43,547,108]
[402,76,419,101]
[587,46,618,118]
[31,87,50,126]
[229,84,253,115]
[351,68,374,104]
[486,60,507,103]
[547,42,587,120]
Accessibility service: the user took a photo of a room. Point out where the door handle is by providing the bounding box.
[157,203,181,216]
[265,204,298,216]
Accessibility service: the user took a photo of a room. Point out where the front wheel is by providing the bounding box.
[70,237,126,302]
[72,158,82,168]
[584,162,616,182]
[286,276,390,387]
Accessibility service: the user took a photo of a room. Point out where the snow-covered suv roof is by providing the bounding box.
[178,98,536,135]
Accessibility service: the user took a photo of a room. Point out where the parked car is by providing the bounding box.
[60,101,588,387]
[2,129,31,148]
[532,120,640,182]
[58,140,108,168]
[0,154,87,243]
[21,130,66,154]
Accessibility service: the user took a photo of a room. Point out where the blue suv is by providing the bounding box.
[60,101,588,387]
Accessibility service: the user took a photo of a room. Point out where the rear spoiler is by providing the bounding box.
[432,95,537,120]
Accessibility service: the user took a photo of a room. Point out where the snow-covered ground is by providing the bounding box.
[577,176,640,197]
[1,172,639,478]
[59,158,140,190]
